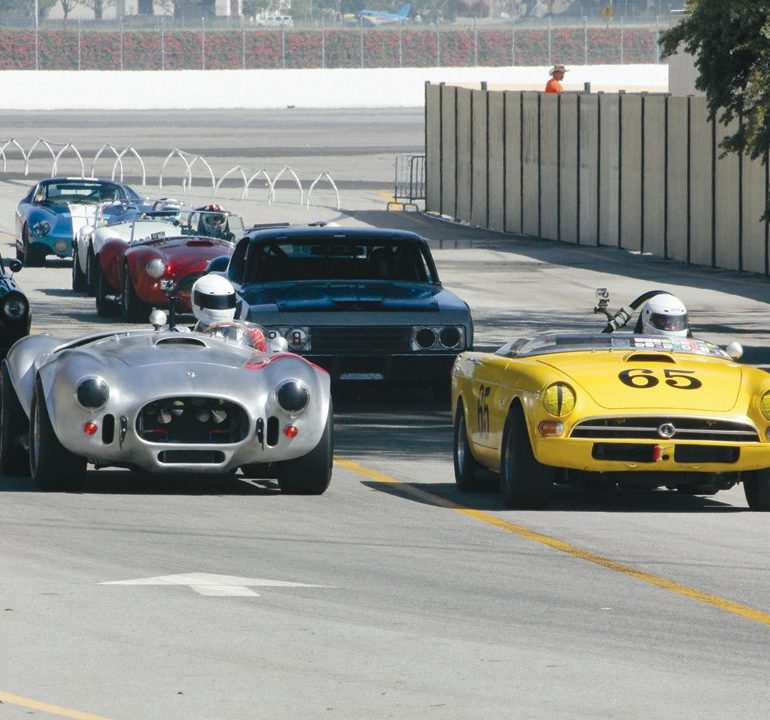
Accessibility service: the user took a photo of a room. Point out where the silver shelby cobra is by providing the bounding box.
[0,320,333,494]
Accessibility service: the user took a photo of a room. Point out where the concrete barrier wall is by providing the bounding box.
[426,84,770,277]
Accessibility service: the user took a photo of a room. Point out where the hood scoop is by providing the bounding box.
[624,353,676,363]
[154,336,207,347]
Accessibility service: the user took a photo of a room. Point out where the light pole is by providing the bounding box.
[34,0,39,71]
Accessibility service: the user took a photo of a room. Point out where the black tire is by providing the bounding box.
[121,265,152,323]
[453,401,483,491]
[72,244,87,292]
[743,469,770,511]
[277,403,333,495]
[500,405,554,509]
[22,225,45,267]
[0,362,30,476]
[29,380,85,492]
[95,265,119,318]
[85,246,97,296]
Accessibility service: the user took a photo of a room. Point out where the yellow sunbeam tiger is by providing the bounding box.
[451,332,770,510]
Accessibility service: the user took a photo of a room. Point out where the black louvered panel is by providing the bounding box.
[312,326,412,353]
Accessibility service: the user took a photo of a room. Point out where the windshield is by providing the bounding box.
[245,238,435,283]
[498,333,730,360]
[36,180,125,205]
[198,321,268,352]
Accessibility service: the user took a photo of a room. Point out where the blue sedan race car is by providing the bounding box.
[225,226,474,390]
[15,177,146,266]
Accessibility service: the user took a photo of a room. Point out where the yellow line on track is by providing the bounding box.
[0,691,111,719]
[336,457,770,627]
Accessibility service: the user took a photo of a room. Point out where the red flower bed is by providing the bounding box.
[0,27,660,71]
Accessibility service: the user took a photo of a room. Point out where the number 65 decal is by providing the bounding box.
[618,368,702,390]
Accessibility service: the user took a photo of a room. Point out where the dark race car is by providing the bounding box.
[225,226,474,389]
[0,253,31,359]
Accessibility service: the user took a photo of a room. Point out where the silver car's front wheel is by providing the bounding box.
[29,380,85,492]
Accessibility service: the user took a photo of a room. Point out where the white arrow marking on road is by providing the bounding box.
[102,572,329,597]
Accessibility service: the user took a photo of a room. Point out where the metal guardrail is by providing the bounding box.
[0,138,341,209]
[388,154,425,211]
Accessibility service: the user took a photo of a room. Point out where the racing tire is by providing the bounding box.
[743,469,770,511]
[29,380,85,492]
[121,265,152,323]
[72,244,87,292]
[22,225,45,267]
[500,405,554,509]
[85,246,96,296]
[277,403,333,495]
[453,401,483,492]
[95,265,119,318]
[0,362,30,476]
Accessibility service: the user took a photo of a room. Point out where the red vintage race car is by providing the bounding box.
[95,233,235,322]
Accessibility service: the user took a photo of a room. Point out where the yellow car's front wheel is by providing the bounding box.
[743,469,770,511]
[501,406,554,509]
[453,402,483,492]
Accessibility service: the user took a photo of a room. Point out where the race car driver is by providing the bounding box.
[635,293,692,338]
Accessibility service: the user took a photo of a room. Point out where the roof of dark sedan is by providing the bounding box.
[244,225,427,244]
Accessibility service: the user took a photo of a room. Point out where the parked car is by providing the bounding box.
[15,177,146,266]
[225,226,473,389]
[0,311,333,494]
[0,253,30,359]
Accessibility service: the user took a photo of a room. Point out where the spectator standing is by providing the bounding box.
[545,64,568,93]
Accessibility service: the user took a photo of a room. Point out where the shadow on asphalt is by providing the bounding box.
[358,478,746,514]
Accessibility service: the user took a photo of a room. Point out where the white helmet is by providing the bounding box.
[191,274,237,327]
[640,293,689,337]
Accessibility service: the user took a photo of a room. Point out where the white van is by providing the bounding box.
[256,15,294,27]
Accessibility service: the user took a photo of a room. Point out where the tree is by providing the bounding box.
[660,1,770,162]
[58,0,79,21]
[82,0,115,19]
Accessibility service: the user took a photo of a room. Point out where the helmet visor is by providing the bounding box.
[194,290,236,310]
[649,312,688,332]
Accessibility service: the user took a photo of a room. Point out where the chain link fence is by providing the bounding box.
[0,16,667,71]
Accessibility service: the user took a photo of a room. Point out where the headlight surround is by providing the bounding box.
[760,391,770,421]
[1,292,28,321]
[146,258,167,279]
[412,325,465,351]
[76,376,110,409]
[31,220,50,237]
[276,379,309,413]
[543,383,576,417]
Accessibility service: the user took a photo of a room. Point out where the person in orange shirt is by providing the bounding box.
[545,64,568,93]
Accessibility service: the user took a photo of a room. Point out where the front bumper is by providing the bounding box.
[303,352,457,382]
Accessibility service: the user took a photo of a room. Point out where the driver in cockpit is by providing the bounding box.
[190,274,267,352]
[634,293,692,338]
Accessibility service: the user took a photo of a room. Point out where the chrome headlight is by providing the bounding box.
[76,377,110,409]
[276,380,309,413]
[1,293,28,321]
[543,383,576,417]
[412,326,465,351]
[146,258,166,279]
[31,220,50,237]
[760,391,770,421]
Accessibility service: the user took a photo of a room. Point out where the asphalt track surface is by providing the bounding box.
[1,110,770,720]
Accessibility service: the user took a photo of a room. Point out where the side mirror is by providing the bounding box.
[206,255,230,274]
[150,308,167,330]
[7,260,22,273]
[725,341,744,361]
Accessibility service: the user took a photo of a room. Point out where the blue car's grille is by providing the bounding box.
[312,326,411,353]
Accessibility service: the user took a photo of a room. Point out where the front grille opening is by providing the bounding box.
[267,416,280,446]
[314,326,411,354]
[137,397,249,444]
[158,450,225,464]
[102,414,115,444]
[572,417,759,442]
[592,443,657,463]
[674,445,740,464]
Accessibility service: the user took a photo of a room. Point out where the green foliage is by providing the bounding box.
[661,0,770,162]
